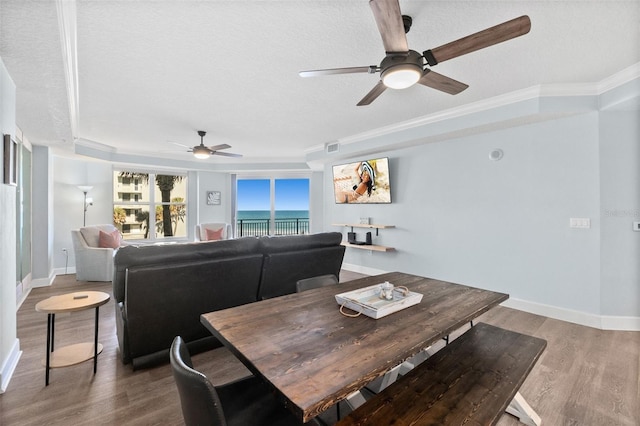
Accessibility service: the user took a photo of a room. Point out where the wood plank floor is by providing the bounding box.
[1,273,638,425]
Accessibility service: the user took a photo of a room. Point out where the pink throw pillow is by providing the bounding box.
[98,229,122,248]
[205,227,224,241]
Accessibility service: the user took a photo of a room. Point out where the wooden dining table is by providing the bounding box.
[200,271,508,423]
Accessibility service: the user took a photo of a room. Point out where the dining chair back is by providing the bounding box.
[170,336,226,426]
[296,274,339,293]
[170,336,319,426]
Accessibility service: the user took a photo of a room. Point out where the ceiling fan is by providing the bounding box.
[299,0,531,106]
[173,130,242,159]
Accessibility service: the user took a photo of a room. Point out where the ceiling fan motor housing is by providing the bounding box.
[192,145,210,158]
[380,50,424,89]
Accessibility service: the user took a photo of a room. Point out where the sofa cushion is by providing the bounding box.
[197,222,230,241]
[113,237,260,303]
[205,227,224,241]
[258,245,345,300]
[257,232,343,253]
[256,232,345,300]
[125,255,264,364]
[80,224,118,247]
[99,229,122,248]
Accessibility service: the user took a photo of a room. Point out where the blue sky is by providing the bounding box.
[237,179,309,211]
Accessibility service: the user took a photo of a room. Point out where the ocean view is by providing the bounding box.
[237,210,309,220]
[236,210,309,236]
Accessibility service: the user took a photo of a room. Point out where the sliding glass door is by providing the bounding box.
[236,177,309,237]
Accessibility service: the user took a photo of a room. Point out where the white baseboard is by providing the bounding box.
[31,270,57,288]
[600,315,640,331]
[32,268,78,288]
[340,265,639,331]
[16,273,33,309]
[341,262,389,277]
[54,267,76,276]
[0,339,22,393]
[502,298,640,331]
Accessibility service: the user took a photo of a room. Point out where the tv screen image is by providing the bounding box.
[332,157,391,204]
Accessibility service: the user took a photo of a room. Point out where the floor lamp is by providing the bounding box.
[77,185,93,226]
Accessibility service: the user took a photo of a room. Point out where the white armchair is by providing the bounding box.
[71,224,124,281]
[195,222,233,241]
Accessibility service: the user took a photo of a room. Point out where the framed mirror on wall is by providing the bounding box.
[3,134,17,186]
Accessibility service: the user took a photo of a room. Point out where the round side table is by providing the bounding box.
[35,291,110,386]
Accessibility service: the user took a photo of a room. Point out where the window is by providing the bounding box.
[113,171,187,241]
[236,177,309,236]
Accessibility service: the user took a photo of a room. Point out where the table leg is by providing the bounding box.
[45,313,54,386]
[51,313,55,352]
[506,392,542,426]
[93,306,99,374]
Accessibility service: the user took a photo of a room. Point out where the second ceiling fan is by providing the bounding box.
[299,0,531,106]
[177,131,242,160]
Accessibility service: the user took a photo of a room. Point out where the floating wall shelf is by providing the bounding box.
[333,223,395,251]
[340,242,395,252]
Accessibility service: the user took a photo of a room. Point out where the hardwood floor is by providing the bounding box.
[1,273,638,425]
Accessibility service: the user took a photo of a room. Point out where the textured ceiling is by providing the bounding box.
[1,0,639,170]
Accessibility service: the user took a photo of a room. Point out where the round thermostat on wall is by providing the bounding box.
[489,149,504,161]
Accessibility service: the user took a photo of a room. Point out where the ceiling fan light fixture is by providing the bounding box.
[193,145,210,159]
[380,50,424,90]
[381,65,422,89]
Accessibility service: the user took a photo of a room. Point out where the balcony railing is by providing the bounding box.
[237,218,309,237]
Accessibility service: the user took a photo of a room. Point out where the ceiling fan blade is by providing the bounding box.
[299,66,376,77]
[418,69,469,95]
[369,0,408,53]
[213,151,243,158]
[207,143,231,151]
[424,15,531,65]
[357,81,387,106]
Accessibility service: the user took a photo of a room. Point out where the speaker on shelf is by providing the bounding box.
[347,232,356,244]
[365,232,372,245]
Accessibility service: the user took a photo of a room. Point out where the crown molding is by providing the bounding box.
[330,63,640,150]
[55,0,79,140]
[597,62,640,93]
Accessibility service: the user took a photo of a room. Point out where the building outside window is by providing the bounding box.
[113,171,187,241]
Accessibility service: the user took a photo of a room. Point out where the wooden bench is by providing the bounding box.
[336,322,546,426]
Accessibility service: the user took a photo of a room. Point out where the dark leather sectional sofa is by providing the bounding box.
[112,232,345,369]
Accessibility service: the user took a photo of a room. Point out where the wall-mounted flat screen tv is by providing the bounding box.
[332,157,391,204]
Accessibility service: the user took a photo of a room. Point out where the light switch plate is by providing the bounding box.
[633,222,640,231]
[570,218,591,229]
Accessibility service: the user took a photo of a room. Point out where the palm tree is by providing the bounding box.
[170,197,186,235]
[113,207,127,231]
[135,210,150,239]
[156,175,178,237]
[118,172,183,237]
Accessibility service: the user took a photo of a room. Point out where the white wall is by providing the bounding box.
[330,113,602,310]
[309,171,325,234]
[196,171,233,236]
[327,99,639,328]
[0,58,20,393]
[31,146,53,284]
[52,156,113,275]
[599,109,640,319]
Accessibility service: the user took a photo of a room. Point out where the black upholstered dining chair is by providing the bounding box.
[170,336,320,426]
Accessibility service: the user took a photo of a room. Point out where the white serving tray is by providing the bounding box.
[335,284,423,319]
